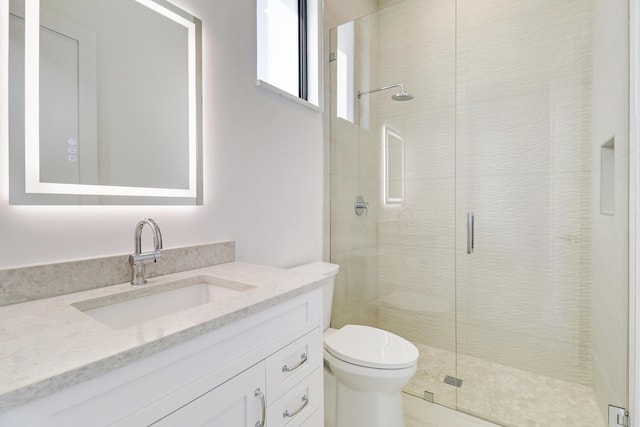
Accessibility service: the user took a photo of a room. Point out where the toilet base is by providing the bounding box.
[324,363,337,427]
[334,381,405,427]
[324,363,408,427]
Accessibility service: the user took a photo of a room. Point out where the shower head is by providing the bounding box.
[358,83,414,101]
[391,90,414,102]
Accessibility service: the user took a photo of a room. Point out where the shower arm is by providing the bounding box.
[357,83,405,99]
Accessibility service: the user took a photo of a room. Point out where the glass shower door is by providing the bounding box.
[454,1,629,425]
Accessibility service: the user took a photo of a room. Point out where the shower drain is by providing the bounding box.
[443,375,463,388]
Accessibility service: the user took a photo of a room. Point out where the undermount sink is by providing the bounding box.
[73,275,255,330]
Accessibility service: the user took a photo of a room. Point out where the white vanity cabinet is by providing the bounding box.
[152,328,323,427]
[0,288,323,427]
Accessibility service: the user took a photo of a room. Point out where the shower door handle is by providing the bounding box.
[467,212,474,254]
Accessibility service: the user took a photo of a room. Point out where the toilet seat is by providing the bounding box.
[324,324,419,369]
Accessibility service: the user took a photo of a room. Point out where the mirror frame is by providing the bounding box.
[19,0,202,203]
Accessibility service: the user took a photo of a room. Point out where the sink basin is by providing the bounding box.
[73,275,255,330]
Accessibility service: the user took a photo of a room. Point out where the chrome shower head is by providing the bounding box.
[391,90,414,101]
[358,83,414,101]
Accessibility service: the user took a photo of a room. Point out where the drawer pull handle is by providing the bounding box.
[254,388,266,427]
[282,352,307,373]
[283,394,309,418]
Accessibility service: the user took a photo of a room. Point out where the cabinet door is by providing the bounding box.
[152,362,266,427]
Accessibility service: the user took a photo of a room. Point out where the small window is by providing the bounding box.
[256,0,319,107]
[336,21,354,122]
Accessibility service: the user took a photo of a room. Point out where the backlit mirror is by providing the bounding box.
[8,0,202,204]
[384,126,404,205]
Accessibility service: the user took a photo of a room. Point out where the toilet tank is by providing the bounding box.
[289,262,339,331]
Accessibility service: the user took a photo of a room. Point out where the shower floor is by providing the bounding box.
[404,342,606,427]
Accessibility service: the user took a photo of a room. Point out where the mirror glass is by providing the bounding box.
[8,0,202,204]
[384,126,404,205]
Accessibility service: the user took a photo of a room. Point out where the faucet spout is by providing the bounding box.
[134,218,163,256]
[129,218,163,285]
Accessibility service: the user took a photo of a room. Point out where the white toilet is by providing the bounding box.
[290,262,419,427]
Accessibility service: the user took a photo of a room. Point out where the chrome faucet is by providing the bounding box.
[129,218,163,285]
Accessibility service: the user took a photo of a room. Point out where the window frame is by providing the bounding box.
[256,0,320,110]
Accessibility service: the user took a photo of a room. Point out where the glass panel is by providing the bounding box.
[336,21,354,122]
[455,1,628,425]
[329,0,458,409]
[257,0,299,97]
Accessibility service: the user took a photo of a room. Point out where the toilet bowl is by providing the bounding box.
[289,262,419,427]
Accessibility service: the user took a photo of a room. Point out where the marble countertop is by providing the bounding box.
[0,262,325,412]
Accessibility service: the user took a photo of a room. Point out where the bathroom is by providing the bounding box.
[0,0,638,426]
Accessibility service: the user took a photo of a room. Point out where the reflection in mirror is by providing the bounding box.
[8,0,202,204]
[384,126,404,205]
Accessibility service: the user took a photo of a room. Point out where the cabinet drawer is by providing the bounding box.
[266,327,322,404]
[300,408,323,427]
[266,367,322,427]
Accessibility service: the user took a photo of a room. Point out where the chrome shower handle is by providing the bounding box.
[354,196,369,216]
[467,212,474,254]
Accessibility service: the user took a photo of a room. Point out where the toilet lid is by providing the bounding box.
[324,325,419,369]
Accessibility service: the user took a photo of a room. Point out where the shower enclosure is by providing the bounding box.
[328,1,629,425]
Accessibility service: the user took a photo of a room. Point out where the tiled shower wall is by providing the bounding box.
[331,0,602,389]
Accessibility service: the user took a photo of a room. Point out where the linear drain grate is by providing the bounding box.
[443,375,463,388]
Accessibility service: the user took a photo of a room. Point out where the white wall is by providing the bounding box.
[0,0,324,269]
